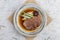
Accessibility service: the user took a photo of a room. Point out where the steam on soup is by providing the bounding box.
[18,8,42,31]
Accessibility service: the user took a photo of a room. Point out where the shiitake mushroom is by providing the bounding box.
[33,11,39,16]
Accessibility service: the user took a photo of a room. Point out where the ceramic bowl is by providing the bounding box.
[13,3,47,37]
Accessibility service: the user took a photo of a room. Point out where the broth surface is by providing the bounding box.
[18,8,42,31]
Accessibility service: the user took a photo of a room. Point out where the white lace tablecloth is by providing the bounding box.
[0,0,60,40]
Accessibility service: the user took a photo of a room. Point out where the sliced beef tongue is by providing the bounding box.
[23,15,41,30]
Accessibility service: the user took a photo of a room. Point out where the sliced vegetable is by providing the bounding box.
[21,12,33,19]
[21,15,31,18]
[22,18,27,20]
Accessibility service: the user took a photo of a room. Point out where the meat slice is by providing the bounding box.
[23,15,41,30]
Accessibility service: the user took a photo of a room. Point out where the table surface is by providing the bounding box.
[0,0,60,40]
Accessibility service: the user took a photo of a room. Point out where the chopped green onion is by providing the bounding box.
[21,12,33,19]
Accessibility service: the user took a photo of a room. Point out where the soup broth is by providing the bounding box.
[18,8,42,31]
